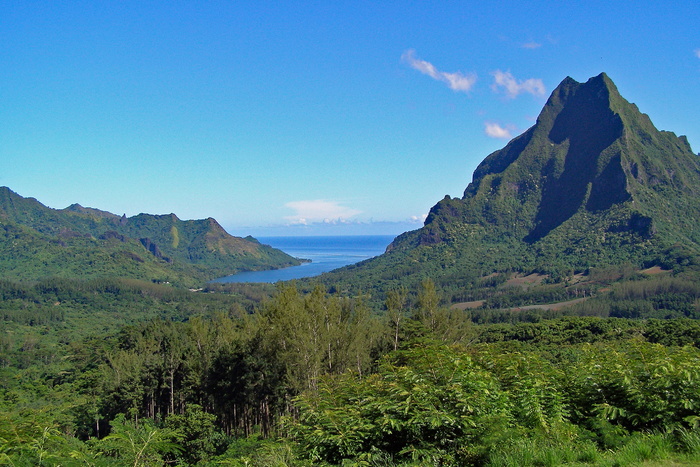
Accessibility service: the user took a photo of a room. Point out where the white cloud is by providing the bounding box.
[401,49,477,93]
[521,41,542,49]
[484,122,513,139]
[695,49,700,58]
[491,70,546,98]
[284,200,362,225]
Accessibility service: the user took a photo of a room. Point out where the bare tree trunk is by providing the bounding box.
[169,368,175,415]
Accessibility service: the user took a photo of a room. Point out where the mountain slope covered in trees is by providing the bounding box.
[321,73,700,297]
[0,187,300,285]
[4,73,700,466]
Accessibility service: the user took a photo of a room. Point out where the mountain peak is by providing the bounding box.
[555,72,615,94]
[320,73,700,294]
[404,73,700,268]
[63,203,121,220]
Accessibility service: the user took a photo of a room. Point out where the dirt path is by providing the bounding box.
[507,297,590,311]
[452,296,590,311]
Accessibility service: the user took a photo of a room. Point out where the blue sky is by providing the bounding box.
[1,1,698,236]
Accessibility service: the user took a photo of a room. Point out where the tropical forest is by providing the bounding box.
[3,74,700,466]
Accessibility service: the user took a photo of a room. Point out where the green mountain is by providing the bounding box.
[0,187,300,285]
[322,73,700,295]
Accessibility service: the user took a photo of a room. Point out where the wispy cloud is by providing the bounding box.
[521,41,542,49]
[410,214,427,223]
[491,70,546,98]
[284,200,362,225]
[484,122,514,139]
[401,49,477,93]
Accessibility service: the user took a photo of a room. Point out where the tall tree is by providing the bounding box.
[385,286,408,351]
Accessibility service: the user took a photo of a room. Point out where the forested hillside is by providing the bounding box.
[318,73,700,299]
[0,187,300,286]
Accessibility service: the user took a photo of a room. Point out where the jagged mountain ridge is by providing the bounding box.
[0,187,300,284]
[322,73,700,293]
[413,73,700,247]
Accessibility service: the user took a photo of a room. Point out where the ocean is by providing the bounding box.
[212,235,396,283]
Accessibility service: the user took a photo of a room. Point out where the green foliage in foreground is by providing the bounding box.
[285,340,700,466]
[3,339,700,466]
[3,278,700,465]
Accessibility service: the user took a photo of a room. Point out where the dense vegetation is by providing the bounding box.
[3,73,700,465]
[0,187,301,286]
[3,269,700,465]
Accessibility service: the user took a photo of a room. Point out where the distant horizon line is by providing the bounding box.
[254,233,400,238]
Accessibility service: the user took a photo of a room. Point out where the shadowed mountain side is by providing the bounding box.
[317,73,700,298]
[527,73,626,241]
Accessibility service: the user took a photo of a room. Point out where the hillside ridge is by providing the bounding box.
[0,187,300,285]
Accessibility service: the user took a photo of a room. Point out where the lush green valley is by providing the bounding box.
[3,270,700,465]
[3,73,700,465]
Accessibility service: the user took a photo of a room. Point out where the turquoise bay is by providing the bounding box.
[212,235,396,283]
